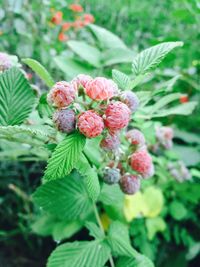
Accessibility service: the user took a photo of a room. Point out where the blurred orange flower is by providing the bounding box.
[58,32,68,42]
[69,4,83,12]
[51,11,63,25]
[62,22,72,31]
[180,95,189,103]
[83,14,95,24]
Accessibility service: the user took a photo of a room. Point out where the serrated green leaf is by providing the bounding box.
[132,41,183,76]
[33,171,92,221]
[22,58,54,87]
[76,154,100,202]
[0,125,49,145]
[0,67,35,125]
[112,69,131,90]
[88,24,127,50]
[67,41,101,67]
[44,132,86,181]
[47,240,111,267]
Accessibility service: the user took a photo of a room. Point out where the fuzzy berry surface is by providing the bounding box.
[130,149,153,177]
[100,133,120,151]
[85,77,118,100]
[102,167,121,185]
[47,81,76,108]
[120,91,139,112]
[78,110,104,138]
[104,101,131,131]
[120,174,141,195]
[0,52,12,71]
[126,129,145,146]
[72,74,93,91]
[53,109,76,133]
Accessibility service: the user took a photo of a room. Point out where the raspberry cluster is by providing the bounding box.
[47,74,154,195]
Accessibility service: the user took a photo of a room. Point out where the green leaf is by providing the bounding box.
[0,67,35,126]
[85,222,104,240]
[150,101,197,118]
[149,93,181,114]
[88,24,127,49]
[44,131,86,181]
[99,184,124,206]
[116,255,154,267]
[37,93,53,118]
[47,240,111,267]
[67,41,101,67]
[54,56,94,79]
[132,42,183,76]
[33,171,92,221]
[145,217,166,240]
[108,221,138,258]
[22,58,54,87]
[103,48,134,66]
[76,154,100,202]
[112,69,131,90]
[169,201,187,221]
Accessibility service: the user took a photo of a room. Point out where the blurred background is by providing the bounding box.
[0,0,200,266]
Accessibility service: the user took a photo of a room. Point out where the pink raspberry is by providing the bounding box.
[100,133,120,151]
[119,174,141,195]
[120,91,139,112]
[78,110,104,138]
[142,163,155,179]
[130,149,152,177]
[53,109,76,134]
[0,52,12,72]
[85,77,118,100]
[72,74,93,91]
[104,101,131,131]
[156,126,174,149]
[47,81,76,108]
[126,129,145,146]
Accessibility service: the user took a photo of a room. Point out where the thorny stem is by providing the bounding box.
[93,203,115,267]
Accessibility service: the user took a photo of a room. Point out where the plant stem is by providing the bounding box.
[93,203,115,267]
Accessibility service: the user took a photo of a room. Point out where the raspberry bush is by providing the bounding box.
[0,38,198,267]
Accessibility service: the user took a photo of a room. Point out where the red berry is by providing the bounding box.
[78,110,104,138]
[180,95,189,103]
[126,129,145,146]
[85,77,118,101]
[104,101,131,131]
[69,4,84,12]
[53,109,76,133]
[120,91,139,112]
[100,133,120,151]
[119,174,141,195]
[130,149,152,177]
[51,11,63,25]
[47,81,76,108]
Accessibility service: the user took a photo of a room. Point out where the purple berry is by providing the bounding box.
[120,91,139,113]
[119,174,141,195]
[53,109,76,133]
[102,167,121,185]
[100,133,120,151]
